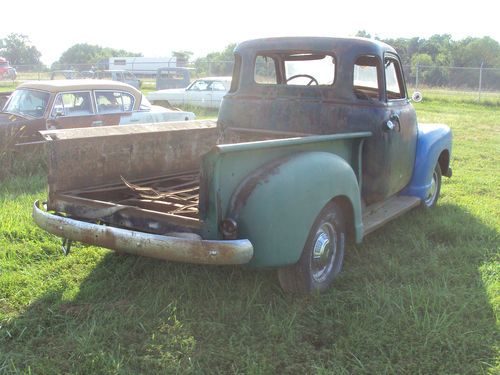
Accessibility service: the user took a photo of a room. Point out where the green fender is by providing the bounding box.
[227,151,363,268]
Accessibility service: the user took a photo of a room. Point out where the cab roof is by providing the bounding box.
[235,36,396,57]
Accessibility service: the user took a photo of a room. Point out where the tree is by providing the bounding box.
[355,30,372,39]
[0,33,42,67]
[55,43,142,69]
[456,37,500,67]
[194,44,236,77]
[172,51,193,67]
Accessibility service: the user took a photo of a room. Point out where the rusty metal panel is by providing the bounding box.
[41,121,218,201]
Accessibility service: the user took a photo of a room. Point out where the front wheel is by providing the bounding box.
[278,201,346,294]
[422,163,442,209]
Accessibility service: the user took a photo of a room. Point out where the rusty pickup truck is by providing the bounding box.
[33,37,452,293]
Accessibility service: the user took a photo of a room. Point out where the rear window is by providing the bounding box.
[95,91,134,113]
[255,52,336,86]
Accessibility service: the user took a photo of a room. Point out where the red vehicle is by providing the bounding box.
[0,57,17,80]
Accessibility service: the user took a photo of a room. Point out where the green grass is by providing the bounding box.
[0,93,499,374]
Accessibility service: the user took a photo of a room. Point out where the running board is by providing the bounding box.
[362,196,421,236]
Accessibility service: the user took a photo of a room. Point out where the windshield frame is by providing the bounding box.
[3,88,51,119]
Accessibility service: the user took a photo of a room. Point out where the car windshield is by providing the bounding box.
[3,89,50,118]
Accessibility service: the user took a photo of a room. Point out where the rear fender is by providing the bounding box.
[401,123,452,199]
[226,151,363,268]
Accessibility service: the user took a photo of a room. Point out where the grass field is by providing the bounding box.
[0,92,498,374]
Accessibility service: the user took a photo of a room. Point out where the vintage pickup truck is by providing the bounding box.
[33,37,452,293]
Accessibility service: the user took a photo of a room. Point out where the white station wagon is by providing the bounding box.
[147,77,231,109]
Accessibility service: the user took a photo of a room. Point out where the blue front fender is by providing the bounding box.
[401,123,452,200]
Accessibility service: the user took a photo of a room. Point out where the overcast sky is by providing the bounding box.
[1,0,498,65]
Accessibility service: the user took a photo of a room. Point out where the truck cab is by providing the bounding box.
[219,37,447,206]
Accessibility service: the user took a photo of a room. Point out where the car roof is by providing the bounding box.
[17,79,141,94]
[195,76,232,81]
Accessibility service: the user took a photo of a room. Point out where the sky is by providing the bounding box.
[1,0,498,65]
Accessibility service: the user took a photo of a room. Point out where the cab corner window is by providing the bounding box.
[353,55,380,101]
[385,57,405,100]
[229,54,242,93]
[255,55,277,84]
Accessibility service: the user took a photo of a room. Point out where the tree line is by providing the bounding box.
[1,32,499,88]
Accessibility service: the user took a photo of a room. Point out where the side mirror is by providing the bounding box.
[411,91,423,102]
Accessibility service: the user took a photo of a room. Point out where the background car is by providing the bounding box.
[50,70,83,80]
[0,79,194,146]
[0,57,17,80]
[95,70,141,89]
[147,76,231,109]
[156,67,191,90]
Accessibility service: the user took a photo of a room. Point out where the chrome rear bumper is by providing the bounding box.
[33,201,253,265]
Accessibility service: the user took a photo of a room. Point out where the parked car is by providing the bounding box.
[147,77,231,109]
[0,57,17,80]
[50,70,82,80]
[33,37,452,294]
[0,91,11,109]
[95,70,141,89]
[156,67,191,90]
[0,79,194,146]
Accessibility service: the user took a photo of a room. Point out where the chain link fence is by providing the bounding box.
[1,60,499,102]
[402,64,500,102]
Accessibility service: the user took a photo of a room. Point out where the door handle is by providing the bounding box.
[391,114,401,132]
[384,120,396,131]
[384,114,401,132]
[92,120,103,126]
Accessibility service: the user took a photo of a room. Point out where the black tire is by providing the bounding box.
[278,201,346,294]
[422,163,442,209]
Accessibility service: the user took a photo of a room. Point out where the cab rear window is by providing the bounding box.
[255,52,336,86]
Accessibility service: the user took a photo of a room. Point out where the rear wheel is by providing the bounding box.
[422,163,442,209]
[278,201,346,294]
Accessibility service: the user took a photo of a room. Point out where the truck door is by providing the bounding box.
[383,54,417,196]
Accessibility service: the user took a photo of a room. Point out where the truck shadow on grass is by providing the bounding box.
[1,204,497,374]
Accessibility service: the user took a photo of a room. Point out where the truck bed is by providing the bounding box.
[70,170,199,216]
[41,121,312,235]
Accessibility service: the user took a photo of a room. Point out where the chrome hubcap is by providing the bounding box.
[425,170,438,206]
[311,222,337,283]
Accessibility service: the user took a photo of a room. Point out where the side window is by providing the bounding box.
[95,91,135,113]
[188,80,209,91]
[353,55,380,100]
[255,55,277,84]
[385,57,405,100]
[51,92,93,117]
[211,81,226,91]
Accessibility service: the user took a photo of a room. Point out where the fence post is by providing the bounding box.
[415,63,419,90]
[478,61,484,102]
